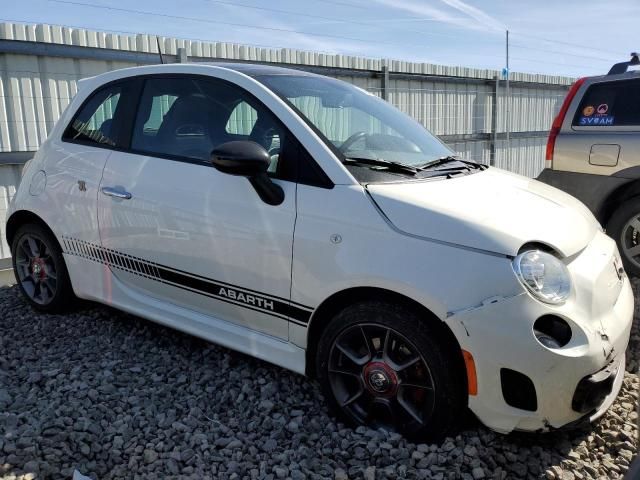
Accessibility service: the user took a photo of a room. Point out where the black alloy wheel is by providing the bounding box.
[14,232,58,305]
[328,323,436,431]
[11,223,75,312]
[316,301,467,442]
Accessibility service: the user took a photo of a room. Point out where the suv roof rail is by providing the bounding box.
[608,52,640,75]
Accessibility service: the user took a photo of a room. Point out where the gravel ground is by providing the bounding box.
[0,280,638,480]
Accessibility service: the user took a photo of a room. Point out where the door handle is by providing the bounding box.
[101,186,132,200]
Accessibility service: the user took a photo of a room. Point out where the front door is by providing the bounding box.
[97,75,299,339]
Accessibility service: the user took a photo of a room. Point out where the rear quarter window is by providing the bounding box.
[573,78,640,127]
[63,85,123,146]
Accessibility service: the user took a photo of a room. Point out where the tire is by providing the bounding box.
[11,223,75,312]
[606,197,640,277]
[315,301,467,442]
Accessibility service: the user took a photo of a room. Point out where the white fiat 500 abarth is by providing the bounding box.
[6,63,633,441]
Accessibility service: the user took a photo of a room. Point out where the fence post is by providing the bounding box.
[381,60,389,101]
[490,74,499,166]
[177,47,188,63]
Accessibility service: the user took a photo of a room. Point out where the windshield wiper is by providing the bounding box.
[343,157,419,175]
[418,155,486,170]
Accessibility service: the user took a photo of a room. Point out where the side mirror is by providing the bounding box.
[210,141,284,206]
[211,141,270,176]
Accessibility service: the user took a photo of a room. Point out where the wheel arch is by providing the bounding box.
[599,178,640,225]
[5,210,61,251]
[304,286,466,382]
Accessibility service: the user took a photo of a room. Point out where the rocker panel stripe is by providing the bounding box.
[62,236,312,325]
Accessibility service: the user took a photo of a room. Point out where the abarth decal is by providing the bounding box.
[218,288,274,310]
[61,236,313,325]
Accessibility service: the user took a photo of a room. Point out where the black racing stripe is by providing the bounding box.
[156,266,310,324]
[63,236,314,324]
[103,241,311,311]
[279,303,312,324]
[149,262,312,311]
[155,277,292,323]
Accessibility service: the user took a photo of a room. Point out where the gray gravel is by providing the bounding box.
[0,280,638,480]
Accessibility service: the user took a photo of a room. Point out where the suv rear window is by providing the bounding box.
[573,78,640,127]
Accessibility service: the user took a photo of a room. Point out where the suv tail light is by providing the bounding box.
[545,77,587,168]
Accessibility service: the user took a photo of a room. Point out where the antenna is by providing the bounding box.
[156,36,165,64]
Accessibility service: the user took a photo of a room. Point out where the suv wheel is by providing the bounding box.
[607,198,640,276]
[11,223,75,312]
[316,301,466,442]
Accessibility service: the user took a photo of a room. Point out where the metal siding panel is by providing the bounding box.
[493,136,546,177]
[0,60,11,152]
[0,21,574,171]
[0,164,22,259]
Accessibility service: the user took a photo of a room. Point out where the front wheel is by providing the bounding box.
[315,301,467,442]
[11,223,76,312]
[606,198,640,277]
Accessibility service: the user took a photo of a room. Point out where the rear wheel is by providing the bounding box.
[316,301,466,442]
[607,198,640,277]
[11,223,75,312]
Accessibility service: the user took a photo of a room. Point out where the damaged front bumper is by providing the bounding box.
[445,232,634,434]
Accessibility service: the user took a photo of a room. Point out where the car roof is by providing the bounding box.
[75,62,322,96]
[199,62,318,77]
[585,69,640,84]
[584,53,640,83]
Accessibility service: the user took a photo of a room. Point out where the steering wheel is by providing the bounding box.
[339,131,368,153]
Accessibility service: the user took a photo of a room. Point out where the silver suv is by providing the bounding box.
[538,53,640,275]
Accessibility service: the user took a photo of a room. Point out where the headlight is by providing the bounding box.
[512,250,571,305]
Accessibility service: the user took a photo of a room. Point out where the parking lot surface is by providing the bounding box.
[0,282,637,479]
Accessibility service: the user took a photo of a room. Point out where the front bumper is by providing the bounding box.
[446,232,634,433]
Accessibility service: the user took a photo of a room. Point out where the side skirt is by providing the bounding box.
[63,253,307,376]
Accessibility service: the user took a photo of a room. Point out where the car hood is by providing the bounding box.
[366,168,600,257]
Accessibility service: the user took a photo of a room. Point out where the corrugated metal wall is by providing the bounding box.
[0,164,20,259]
[0,21,573,265]
[383,80,493,137]
[0,53,138,152]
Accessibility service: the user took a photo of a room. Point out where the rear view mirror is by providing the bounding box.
[210,141,284,206]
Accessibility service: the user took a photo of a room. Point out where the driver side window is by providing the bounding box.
[226,101,281,173]
[226,101,257,135]
[130,76,289,177]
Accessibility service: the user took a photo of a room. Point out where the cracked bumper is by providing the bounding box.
[446,232,634,433]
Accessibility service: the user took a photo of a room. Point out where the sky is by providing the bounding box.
[2,0,639,77]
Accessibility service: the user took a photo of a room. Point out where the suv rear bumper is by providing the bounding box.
[536,168,630,221]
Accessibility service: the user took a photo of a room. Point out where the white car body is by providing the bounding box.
[7,63,633,434]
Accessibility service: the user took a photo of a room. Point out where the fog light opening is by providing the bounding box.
[500,368,537,411]
[533,315,572,349]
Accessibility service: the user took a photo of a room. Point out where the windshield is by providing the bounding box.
[256,74,452,166]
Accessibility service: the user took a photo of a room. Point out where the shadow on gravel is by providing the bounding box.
[0,283,637,480]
